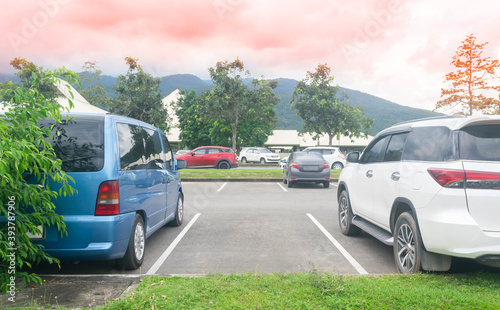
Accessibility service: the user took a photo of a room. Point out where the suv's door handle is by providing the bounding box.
[366,170,373,178]
[391,172,400,181]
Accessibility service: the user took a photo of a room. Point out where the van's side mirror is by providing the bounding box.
[177,159,187,170]
[346,152,360,163]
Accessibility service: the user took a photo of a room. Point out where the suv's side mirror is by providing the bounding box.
[177,159,187,170]
[346,152,360,163]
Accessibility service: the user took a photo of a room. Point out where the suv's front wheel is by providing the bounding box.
[394,212,421,273]
[338,191,361,236]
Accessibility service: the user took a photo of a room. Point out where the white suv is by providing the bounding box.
[337,116,500,273]
[302,147,346,170]
[239,147,280,164]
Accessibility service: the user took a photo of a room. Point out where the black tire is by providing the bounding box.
[283,171,288,184]
[338,191,361,236]
[241,157,247,163]
[217,161,230,169]
[119,214,145,270]
[323,181,330,188]
[287,178,293,188]
[169,192,184,227]
[260,158,266,164]
[394,212,422,274]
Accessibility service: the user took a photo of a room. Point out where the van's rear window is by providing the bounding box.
[39,116,105,172]
[460,124,500,161]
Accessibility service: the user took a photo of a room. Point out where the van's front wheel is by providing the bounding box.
[119,214,145,270]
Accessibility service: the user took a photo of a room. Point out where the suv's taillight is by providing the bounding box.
[95,180,120,215]
[428,169,500,189]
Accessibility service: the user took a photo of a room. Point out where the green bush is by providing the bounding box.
[0,69,78,293]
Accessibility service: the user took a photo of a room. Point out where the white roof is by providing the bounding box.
[1,78,107,114]
[265,130,373,148]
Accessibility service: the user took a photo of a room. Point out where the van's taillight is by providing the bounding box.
[427,169,465,188]
[95,180,119,215]
[428,169,500,189]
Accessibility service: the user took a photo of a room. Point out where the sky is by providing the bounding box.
[1,0,500,112]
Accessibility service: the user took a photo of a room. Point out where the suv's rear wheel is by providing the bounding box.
[394,212,421,273]
[260,158,266,164]
[338,191,361,236]
[217,161,230,169]
[241,157,247,163]
[119,214,145,270]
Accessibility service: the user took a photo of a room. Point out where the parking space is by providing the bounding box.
[31,182,398,276]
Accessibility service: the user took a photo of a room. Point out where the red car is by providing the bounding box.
[175,146,238,169]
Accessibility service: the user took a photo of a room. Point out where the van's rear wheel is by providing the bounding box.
[119,214,145,270]
[169,193,184,227]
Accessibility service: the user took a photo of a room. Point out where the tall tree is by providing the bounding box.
[9,57,57,100]
[107,57,169,131]
[200,58,280,150]
[175,90,212,149]
[291,64,372,146]
[435,33,500,115]
[79,61,110,108]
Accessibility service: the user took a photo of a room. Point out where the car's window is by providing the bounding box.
[324,149,335,155]
[295,152,323,160]
[460,124,500,161]
[384,133,408,162]
[193,148,206,155]
[207,148,220,154]
[40,116,104,172]
[360,136,390,163]
[161,133,173,169]
[402,126,453,161]
[117,123,165,170]
[259,148,272,153]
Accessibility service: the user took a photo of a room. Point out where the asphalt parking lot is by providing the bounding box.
[4,181,495,308]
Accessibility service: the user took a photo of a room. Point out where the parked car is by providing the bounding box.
[20,113,186,270]
[302,146,346,170]
[239,147,280,164]
[279,156,289,169]
[175,146,238,169]
[337,115,500,273]
[175,149,191,155]
[283,151,331,188]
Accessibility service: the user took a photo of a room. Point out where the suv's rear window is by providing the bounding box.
[402,126,453,162]
[460,124,500,161]
[40,116,105,172]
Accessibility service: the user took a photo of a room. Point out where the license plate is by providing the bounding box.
[302,166,319,172]
[27,225,45,240]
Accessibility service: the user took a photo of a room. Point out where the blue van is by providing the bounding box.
[34,113,186,269]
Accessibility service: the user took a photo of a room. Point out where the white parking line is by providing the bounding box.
[217,182,227,192]
[277,182,288,192]
[307,213,368,275]
[146,213,201,275]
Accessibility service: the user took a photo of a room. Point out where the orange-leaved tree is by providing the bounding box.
[435,33,500,115]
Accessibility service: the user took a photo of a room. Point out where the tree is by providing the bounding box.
[435,33,500,115]
[8,57,58,100]
[79,61,110,108]
[0,68,77,292]
[107,57,169,131]
[175,90,212,149]
[291,64,372,146]
[200,58,280,150]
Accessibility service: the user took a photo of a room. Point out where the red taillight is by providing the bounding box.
[291,162,300,169]
[322,162,329,169]
[427,169,465,188]
[95,180,120,215]
[465,171,500,190]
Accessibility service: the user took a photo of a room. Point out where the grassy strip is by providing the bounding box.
[179,168,341,179]
[98,271,500,309]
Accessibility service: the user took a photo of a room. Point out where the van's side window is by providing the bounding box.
[161,134,173,169]
[117,123,165,171]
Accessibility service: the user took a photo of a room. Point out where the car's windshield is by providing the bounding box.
[460,124,500,161]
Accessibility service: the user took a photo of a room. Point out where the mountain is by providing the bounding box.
[1,72,441,135]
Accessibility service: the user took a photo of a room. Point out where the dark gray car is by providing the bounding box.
[283,151,331,188]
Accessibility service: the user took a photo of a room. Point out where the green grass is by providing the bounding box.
[96,271,500,310]
[179,168,342,179]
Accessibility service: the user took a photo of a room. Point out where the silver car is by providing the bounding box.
[283,151,331,188]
